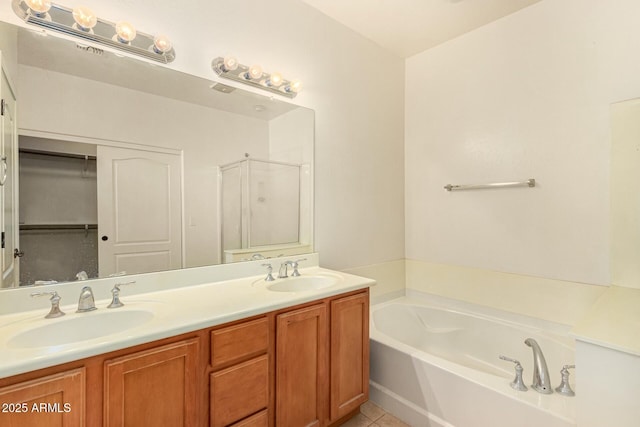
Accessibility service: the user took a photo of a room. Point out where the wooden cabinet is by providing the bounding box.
[210,355,269,427]
[209,316,270,427]
[0,288,369,427]
[274,291,370,426]
[210,317,269,370]
[103,338,199,427]
[276,303,328,427]
[329,292,370,422]
[230,410,268,427]
[0,368,85,427]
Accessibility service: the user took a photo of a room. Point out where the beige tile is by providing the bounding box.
[341,413,374,427]
[360,401,386,421]
[375,413,411,427]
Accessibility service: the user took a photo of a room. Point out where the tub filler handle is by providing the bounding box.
[499,355,528,391]
[555,365,576,397]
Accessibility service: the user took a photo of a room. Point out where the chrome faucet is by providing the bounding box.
[76,286,97,313]
[278,261,294,279]
[524,338,552,394]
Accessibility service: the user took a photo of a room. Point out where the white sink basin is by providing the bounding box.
[7,309,154,348]
[266,275,338,292]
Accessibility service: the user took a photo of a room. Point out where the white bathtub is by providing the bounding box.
[369,291,576,427]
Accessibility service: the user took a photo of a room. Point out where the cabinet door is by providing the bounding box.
[276,303,327,427]
[0,368,85,427]
[104,338,199,427]
[330,292,370,421]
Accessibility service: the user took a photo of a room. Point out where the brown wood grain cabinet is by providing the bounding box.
[329,292,370,422]
[210,317,269,370]
[229,409,268,427]
[0,368,85,427]
[0,288,369,427]
[210,354,269,427]
[276,303,328,427]
[103,338,199,427]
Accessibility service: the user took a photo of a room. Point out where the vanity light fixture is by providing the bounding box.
[211,56,302,98]
[246,64,263,80]
[11,0,176,63]
[114,21,136,44]
[24,0,51,17]
[72,6,97,32]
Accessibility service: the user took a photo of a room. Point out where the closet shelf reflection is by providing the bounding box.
[20,224,97,231]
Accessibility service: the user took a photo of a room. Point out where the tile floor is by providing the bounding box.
[342,401,411,427]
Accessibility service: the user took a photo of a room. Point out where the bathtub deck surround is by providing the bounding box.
[570,286,640,426]
[369,292,576,427]
[405,260,606,326]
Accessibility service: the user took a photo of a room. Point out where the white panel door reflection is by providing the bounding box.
[97,146,182,277]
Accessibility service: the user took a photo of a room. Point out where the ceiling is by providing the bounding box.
[301,0,543,58]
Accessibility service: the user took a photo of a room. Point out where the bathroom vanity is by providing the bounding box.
[0,263,373,427]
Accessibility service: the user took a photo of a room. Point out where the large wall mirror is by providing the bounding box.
[0,21,314,288]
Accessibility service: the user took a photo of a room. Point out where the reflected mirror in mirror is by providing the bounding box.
[0,21,314,288]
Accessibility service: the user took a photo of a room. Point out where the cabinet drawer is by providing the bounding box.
[230,410,268,427]
[210,355,269,427]
[210,317,269,369]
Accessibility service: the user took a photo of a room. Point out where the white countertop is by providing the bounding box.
[0,266,374,379]
[570,285,640,357]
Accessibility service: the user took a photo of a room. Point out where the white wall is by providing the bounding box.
[0,22,17,90]
[610,99,640,290]
[0,0,406,277]
[405,0,640,287]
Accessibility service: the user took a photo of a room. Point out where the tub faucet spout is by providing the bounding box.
[524,338,552,394]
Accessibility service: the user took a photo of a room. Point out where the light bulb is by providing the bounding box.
[25,0,51,15]
[72,6,97,31]
[152,34,172,54]
[222,56,238,72]
[286,79,303,93]
[246,64,263,80]
[267,72,283,87]
[115,21,136,43]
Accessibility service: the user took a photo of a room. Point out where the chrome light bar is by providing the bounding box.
[12,0,176,64]
[211,57,300,99]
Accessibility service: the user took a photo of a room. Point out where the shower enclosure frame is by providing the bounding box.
[218,157,309,263]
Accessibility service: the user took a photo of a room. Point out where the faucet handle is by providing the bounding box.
[555,365,575,396]
[290,258,307,277]
[262,264,275,281]
[31,291,65,319]
[499,355,528,391]
[107,281,136,308]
